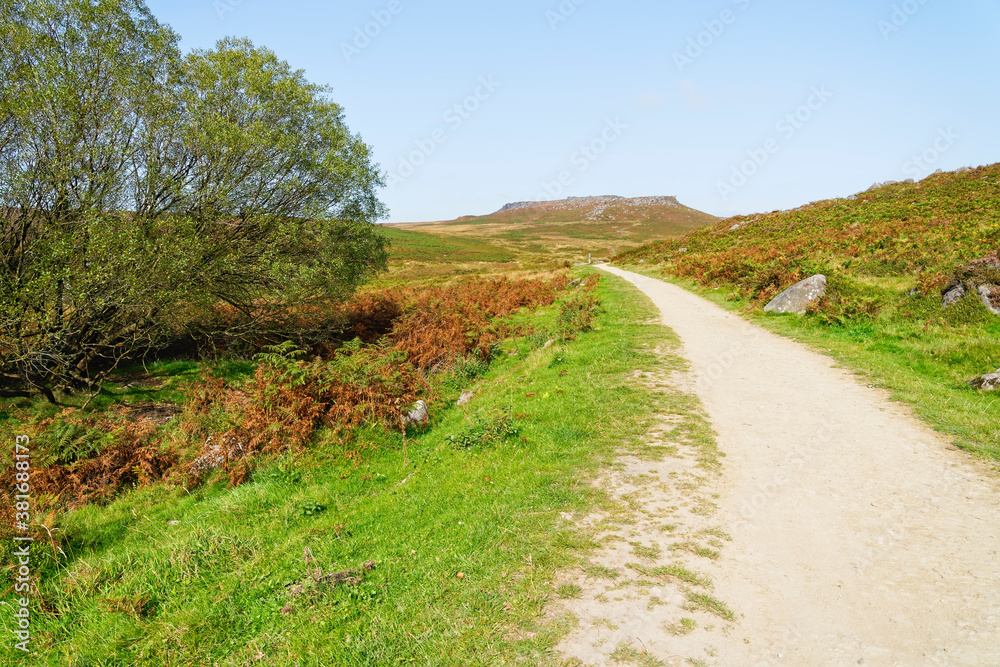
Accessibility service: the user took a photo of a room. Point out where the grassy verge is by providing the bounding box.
[2,269,689,666]
[618,265,1000,462]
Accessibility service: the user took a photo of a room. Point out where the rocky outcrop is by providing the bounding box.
[978,284,1000,315]
[497,195,680,218]
[764,275,828,315]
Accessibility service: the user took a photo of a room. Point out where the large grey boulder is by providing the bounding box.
[970,372,1000,391]
[942,284,966,307]
[764,275,828,315]
[978,284,1000,315]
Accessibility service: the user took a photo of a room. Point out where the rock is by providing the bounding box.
[846,194,858,201]
[404,400,429,426]
[866,182,883,191]
[941,284,966,308]
[956,166,974,173]
[678,248,688,253]
[543,339,555,350]
[970,373,1000,391]
[570,278,582,287]
[907,288,919,297]
[763,275,828,315]
[730,223,741,231]
[456,391,474,407]
[978,284,1000,315]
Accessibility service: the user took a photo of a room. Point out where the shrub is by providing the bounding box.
[447,410,520,450]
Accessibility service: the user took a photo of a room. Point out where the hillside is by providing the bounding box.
[616,165,999,306]
[383,195,717,279]
[615,164,1000,459]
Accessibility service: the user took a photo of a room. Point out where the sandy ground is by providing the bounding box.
[552,266,1000,666]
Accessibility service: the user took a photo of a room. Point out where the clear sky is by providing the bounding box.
[145,0,1000,223]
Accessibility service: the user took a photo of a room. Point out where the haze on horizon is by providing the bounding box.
[147,0,1000,223]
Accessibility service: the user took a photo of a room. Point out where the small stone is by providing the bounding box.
[456,391,474,407]
[942,284,966,308]
[543,339,555,350]
[970,373,1000,391]
[168,520,180,526]
[404,400,429,426]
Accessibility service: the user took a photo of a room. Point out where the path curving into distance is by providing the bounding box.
[585,265,1000,665]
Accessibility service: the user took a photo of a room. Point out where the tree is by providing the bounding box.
[0,1,388,401]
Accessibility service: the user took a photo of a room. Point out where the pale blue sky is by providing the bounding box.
[145,0,1000,222]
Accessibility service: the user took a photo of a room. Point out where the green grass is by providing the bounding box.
[380,226,515,264]
[666,617,697,636]
[0,358,220,434]
[1,269,696,666]
[609,644,667,667]
[627,563,711,589]
[617,164,1000,461]
[682,592,735,622]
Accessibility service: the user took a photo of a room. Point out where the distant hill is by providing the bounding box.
[447,194,715,228]
[390,195,718,264]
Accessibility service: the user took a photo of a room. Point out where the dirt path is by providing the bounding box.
[553,266,1000,666]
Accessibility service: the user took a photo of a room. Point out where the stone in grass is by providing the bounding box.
[970,372,1000,391]
[942,283,966,308]
[763,275,827,315]
[456,390,474,407]
[978,284,1000,315]
[404,400,429,426]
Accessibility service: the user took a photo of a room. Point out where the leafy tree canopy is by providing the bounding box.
[0,0,389,400]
